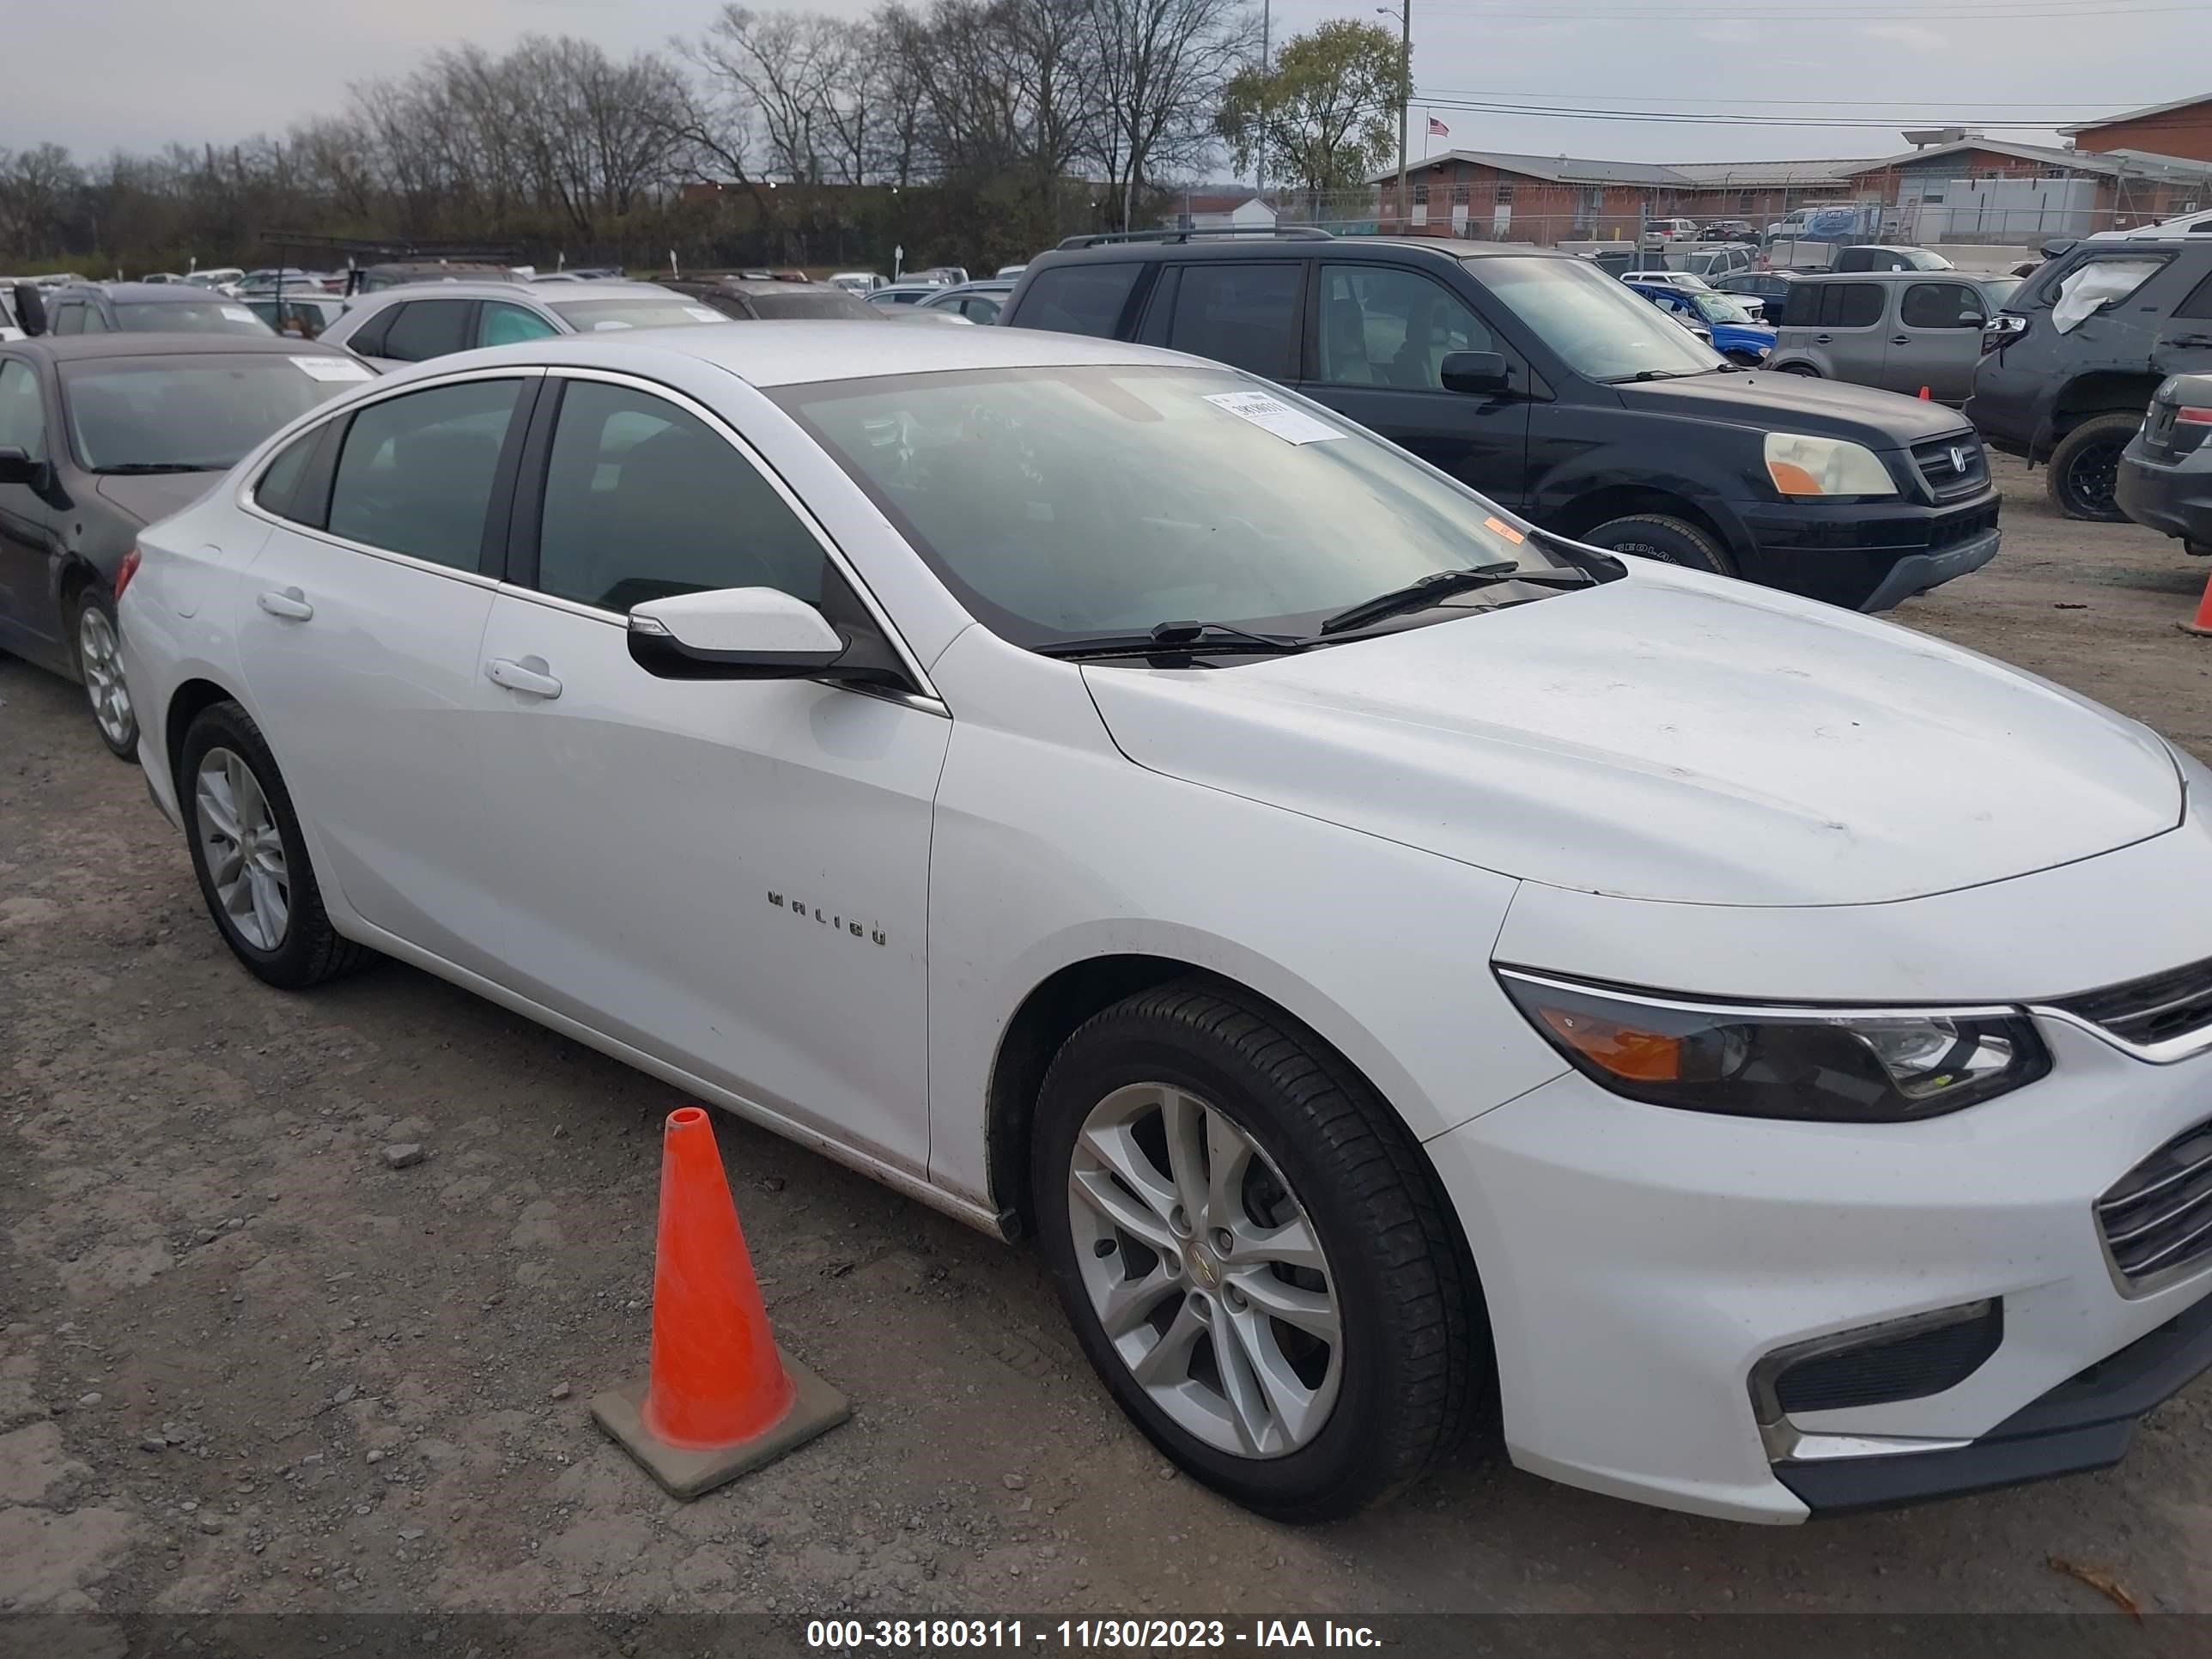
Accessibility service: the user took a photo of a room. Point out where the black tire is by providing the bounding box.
[2045,411,2138,523]
[2184,539,2210,558]
[1581,512,1736,577]
[179,700,373,989]
[1776,362,1820,377]
[1031,980,1485,1522]
[68,586,138,761]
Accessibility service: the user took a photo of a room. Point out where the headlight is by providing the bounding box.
[1497,969,2050,1122]
[1764,432,1897,498]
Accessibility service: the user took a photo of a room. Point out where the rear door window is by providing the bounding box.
[379,300,475,363]
[1013,264,1140,337]
[1812,283,1885,329]
[326,379,524,569]
[1167,263,1301,380]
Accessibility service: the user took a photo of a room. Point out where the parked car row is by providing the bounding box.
[71,301,2212,1534]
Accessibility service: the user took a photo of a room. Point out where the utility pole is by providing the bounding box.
[1255,0,1269,201]
[1395,0,1411,232]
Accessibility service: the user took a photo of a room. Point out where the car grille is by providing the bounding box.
[1926,502,1999,550]
[1910,434,1990,502]
[2052,953,2212,1049]
[2098,1121,2212,1290]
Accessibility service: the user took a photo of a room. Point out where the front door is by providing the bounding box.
[465,373,946,1174]
[231,373,532,969]
[1300,263,1531,507]
[1885,279,1990,401]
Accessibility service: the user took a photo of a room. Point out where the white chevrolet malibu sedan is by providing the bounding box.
[119,322,2212,1524]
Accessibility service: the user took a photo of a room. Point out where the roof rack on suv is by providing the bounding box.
[1054,227,1336,251]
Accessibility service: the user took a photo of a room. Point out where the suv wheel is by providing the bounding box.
[1031,981,1483,1522]
[180,701,373,989]
[1581,514,1735,578]
[2045,412,2138,523]
[1776,362,1820,377]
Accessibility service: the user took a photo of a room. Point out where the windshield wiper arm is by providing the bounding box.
[1321,562,1594,635]
[1036,620,1312,660]
[91,462,222,474]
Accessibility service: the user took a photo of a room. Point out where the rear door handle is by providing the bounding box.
[1890,335,1911,344]
[257,586,313,621]
[486,656,562,700]
[1814,333,1833,343]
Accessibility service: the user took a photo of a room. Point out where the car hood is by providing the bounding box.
[1080,572,2181,907]
[94,472,222,524]
[1618,370,1969,445]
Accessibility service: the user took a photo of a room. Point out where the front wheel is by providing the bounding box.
[1775,362,1820,377]
[1032,982,1483,1522]
[2045,412,2138,523]
[71,588,138,760]
[1581,513,1735,577]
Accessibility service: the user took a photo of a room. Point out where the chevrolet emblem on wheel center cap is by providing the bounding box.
[1186,1243,1219,1290]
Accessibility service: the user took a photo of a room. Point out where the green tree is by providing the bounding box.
[1215,19,1401,196]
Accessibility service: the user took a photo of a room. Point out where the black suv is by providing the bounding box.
[1966,236,2212,520]
[1001,231,1998,611]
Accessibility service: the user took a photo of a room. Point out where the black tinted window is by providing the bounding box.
[1168,263,1299,380]
[1016,264,1139,337]
[255,428,321,520]
[1816,283,1885,328]
[534,380,827,614]
[51,303,85,337]
[327,379,521,569]
[378,300,474,363]
[1899,282,1984,329]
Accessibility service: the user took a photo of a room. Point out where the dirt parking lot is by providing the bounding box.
[7,454,2212,1632]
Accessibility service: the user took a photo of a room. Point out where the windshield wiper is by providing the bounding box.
[91,462,222,475]
[1607,368,1705,384]
[1320,562,1590,635]
[1036,620,1312,661]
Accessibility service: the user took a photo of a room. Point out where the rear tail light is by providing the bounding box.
[114,545,142,600]
[2179,407,2212,425]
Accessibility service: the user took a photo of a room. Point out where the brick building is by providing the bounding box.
[2061,93,2212,167]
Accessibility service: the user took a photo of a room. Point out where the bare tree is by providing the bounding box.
[1085,0,1253,228]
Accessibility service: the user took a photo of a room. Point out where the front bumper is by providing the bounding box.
[2117,434,2212,544]
[1735,492,2002,611]
[1424,1015,2212,1522]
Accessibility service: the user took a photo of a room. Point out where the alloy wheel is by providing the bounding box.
[77,605,134,748]
[2064,440,2122,516]
[194,747,291,951]
[1066,1083,1342,1459]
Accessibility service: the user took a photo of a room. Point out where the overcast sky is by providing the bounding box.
[4,0,2208,170]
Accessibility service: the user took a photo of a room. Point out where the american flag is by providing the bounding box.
[1427,116,1450,137]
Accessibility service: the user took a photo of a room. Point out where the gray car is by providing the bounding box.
[2117,372,2212,556]
[318,280,731,369]
[1769,271,2021,404]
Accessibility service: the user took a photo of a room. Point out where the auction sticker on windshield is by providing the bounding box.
[292,357,374,381]
[1204,391,1341,445]
[222,306,258,323]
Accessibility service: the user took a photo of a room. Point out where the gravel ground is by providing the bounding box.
[5,455,2212,1629]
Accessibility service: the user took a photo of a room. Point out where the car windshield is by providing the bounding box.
[113,300,273,337]
[548,297,731,331]
[774,364,1571,649]
[743,289,878,320]
[61,355,359,471]
[1478,256,1722,381]
[1687,291,1755,325]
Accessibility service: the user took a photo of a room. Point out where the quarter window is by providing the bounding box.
[326,379,523,570]
[533,380,829,615]
[2176,270,2212,320]
[378,300,474,363]
[1812,283,1885,329]
[1317,265,1492,391]
[1167,263,1300,380]
[254,428,322,522]
[1899,282,1986,329]
[0,360,46,459]
[1016,264,1140,338]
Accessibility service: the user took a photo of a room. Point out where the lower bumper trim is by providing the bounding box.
[1856,526,2002,612]
[1775,1282,2212,1516]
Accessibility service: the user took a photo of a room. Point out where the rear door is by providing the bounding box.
[0,355,61,662]
[1808,280,1887,384]
[1152,259,1303,385]
[2153,261,2212,380]
[1887,279,1990,400]
[1297,260,1530,507]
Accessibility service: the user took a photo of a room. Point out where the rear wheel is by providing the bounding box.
[1581,513,1735,578]
[180,700,372,989]
[1776,362,1820,377]
[1032,981,1483,1522]
[70,588,137,760]
[2045,412,2138,523]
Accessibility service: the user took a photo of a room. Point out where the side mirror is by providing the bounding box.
[12,283,46,337]
[1440,349,1512,394]
[628,586,854,680]
[0,445,39,485]
[1960,312,1985,328]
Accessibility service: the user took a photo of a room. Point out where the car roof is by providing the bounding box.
[4,333,339,363]
[348,279,674,310]
[47,282,250,302]
[1035,234,1571,267]
[374,319,1183,390]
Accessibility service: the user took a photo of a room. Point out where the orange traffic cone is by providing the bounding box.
[2182,570,2212,638]
[591,1107,848,1498]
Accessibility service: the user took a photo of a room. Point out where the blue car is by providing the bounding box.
[1626,281,1776,367]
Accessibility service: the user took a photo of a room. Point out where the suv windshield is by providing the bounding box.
[61,356,356,470]
[1687,291,1755,325]
[1479,256,1723,381]
[548,297,729,331]
[775,365,1571,648]
[113,299,272,337]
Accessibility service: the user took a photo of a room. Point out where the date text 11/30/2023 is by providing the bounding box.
[805,1619,1383,1650]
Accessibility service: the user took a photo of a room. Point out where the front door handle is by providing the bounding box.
[487,656,562,700]
[257,586,313,621]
